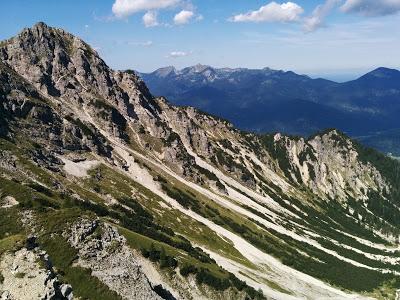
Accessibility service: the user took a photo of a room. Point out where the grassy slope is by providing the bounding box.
[0,139,264,299]
[1,131,400,298]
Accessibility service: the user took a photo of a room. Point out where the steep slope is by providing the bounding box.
[139,65,400,154]
[1,23,400,300]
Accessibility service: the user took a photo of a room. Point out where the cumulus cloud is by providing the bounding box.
[230,2,304,23]
[341,0,400,16]
[167,51,190,58]
[303,0,341,32]
[112,0,180,18]
[174,10,194,24]
[143,11,159,27]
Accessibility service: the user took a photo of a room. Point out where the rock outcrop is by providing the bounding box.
[272,130,388,200]
[65,218,164,300]
[0,238,72,300]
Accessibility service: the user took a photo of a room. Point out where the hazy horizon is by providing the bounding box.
[1,0,400,77]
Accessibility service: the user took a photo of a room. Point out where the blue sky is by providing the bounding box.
[1,0,400,81]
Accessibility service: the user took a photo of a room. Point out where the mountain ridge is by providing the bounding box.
[142,64,399,84]
[1,22,400,300]
[139,65,400,155]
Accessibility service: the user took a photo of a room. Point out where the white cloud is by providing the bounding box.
[167,51,190,58]
[303,0,341,32]
[143,11,159,27]
[112,0,179,18]
[230,2,304,23]
[174,10,194,24]
[341,0,400,16]
[129,40,154,46]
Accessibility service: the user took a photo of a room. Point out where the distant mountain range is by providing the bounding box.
[139,65,400,155]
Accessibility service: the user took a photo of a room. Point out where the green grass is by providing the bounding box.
[15,272,26,279]
[83,162,254,268]
[119,226,223,275]
[0,176,64,211]
[85,164,134,199]
[0,234,24,257]
[0,177,34,204]
[68,266,121,300]
[0,207,24,240]
[120,225,264,299]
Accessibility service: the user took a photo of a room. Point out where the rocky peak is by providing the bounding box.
[0,22,112,97]
[0,22,159,118]
[270,129,388,201]
[153,66,177,77]
[3,21,82,64]
[191,64,213,73]
[181,64,217,82]
[0,23,209,181]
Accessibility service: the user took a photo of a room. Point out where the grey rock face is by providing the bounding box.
[0,291,11,300]
[0,151,17,172]
[0,22,201,181]
[272,130,388,201]
[60,285,73,300]
[0,239,72,300]
[395,290,400,300]
[65,218,163,300]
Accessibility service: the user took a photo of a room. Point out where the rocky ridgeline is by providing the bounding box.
[272,130,388,201]
[64,219,163,300]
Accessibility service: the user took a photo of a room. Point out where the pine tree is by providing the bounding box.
[159,247,167,268]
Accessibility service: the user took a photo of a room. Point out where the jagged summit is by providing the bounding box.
[32,21,49,28]
[1,22,103,95]
[153,65,177,77]
[14,21,88,55]
[30,21,53,32]
[307,128,347,140]
[1,22,156,110]
[189,63,213,73]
